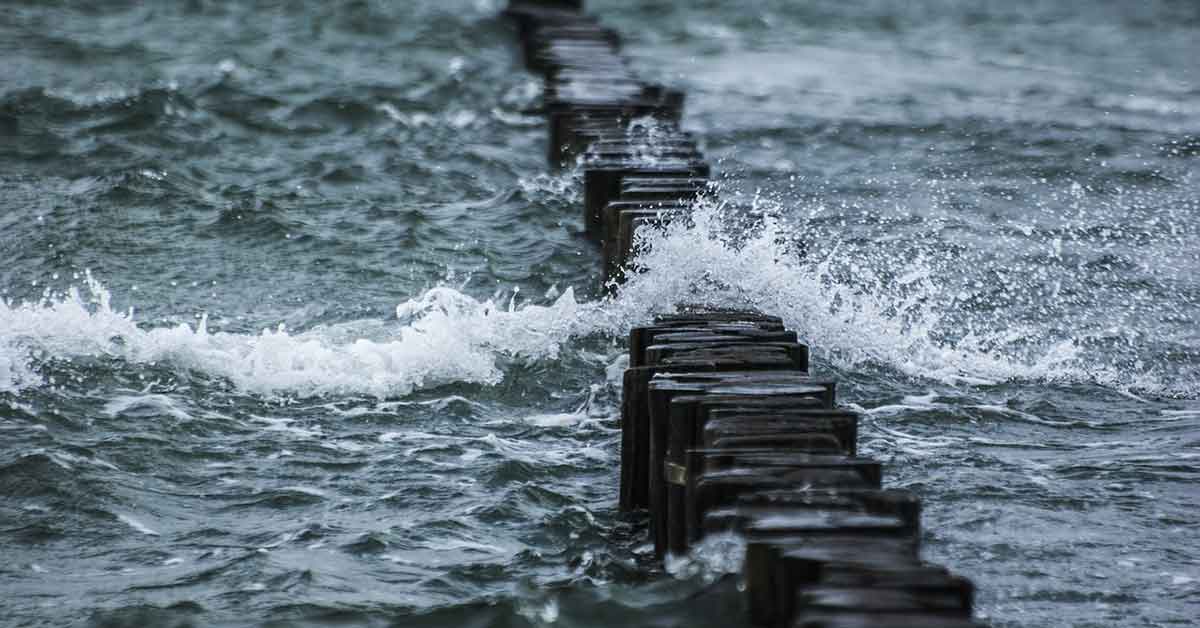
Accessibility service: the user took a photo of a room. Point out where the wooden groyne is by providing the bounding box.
[503,2,986,626]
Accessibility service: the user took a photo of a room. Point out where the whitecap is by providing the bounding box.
[103,394,194,421]
[521,411,586,427]
[4,190,1194,403]
[608,197,1194,398]
[278,485,328,499]
[116,513,160,536]
[0,272,537,398]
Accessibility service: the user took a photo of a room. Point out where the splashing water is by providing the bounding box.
[0,271,576,397]
[619,194,1195,396]
[4,189,1195,400]
[3,2,1198,626]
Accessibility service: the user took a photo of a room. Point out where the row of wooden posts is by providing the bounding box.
[502,2,986,626]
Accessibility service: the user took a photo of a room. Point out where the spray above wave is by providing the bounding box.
[2,191,1194,398]
[0,272,601,398]
[619,193,1196,397]
[0,265,690,397]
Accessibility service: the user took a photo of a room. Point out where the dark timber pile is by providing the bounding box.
[503,2,987,626]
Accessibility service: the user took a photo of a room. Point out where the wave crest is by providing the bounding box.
[0,273,590,398]
[2,193,1194,399]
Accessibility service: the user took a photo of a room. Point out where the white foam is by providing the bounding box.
[522,411,586,427]
[117,513,160,536]
[865,402,947,417]
[103,394,194,422]
[0,341,39,394]
[610,197,1194,397]
[278,485,328,499]
[665,531,746,581]
[0,272,592,398]
[378,430,457,444]
[2,194,1194,401]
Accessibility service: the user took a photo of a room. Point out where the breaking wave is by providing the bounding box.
[2,195,1195,398]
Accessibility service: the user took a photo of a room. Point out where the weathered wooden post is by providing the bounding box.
[501,3,988,625]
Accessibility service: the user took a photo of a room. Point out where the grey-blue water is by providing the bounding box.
[1,1,1198,626]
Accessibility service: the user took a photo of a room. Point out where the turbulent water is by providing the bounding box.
[2,1,1198,626]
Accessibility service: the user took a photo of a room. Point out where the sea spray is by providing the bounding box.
[0,271,504,397]
[616,193,1194,396]
[2,192,1195,399]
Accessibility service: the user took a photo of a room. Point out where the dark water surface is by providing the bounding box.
[2,1,1198,627]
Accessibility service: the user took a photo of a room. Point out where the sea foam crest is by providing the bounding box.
[0,272,594,397]
[1,195,1192,398]
[616,195,1190,396]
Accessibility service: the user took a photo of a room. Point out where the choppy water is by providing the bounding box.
[1,1,1198,626]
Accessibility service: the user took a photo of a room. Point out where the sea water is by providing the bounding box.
[1,1,1197,626]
